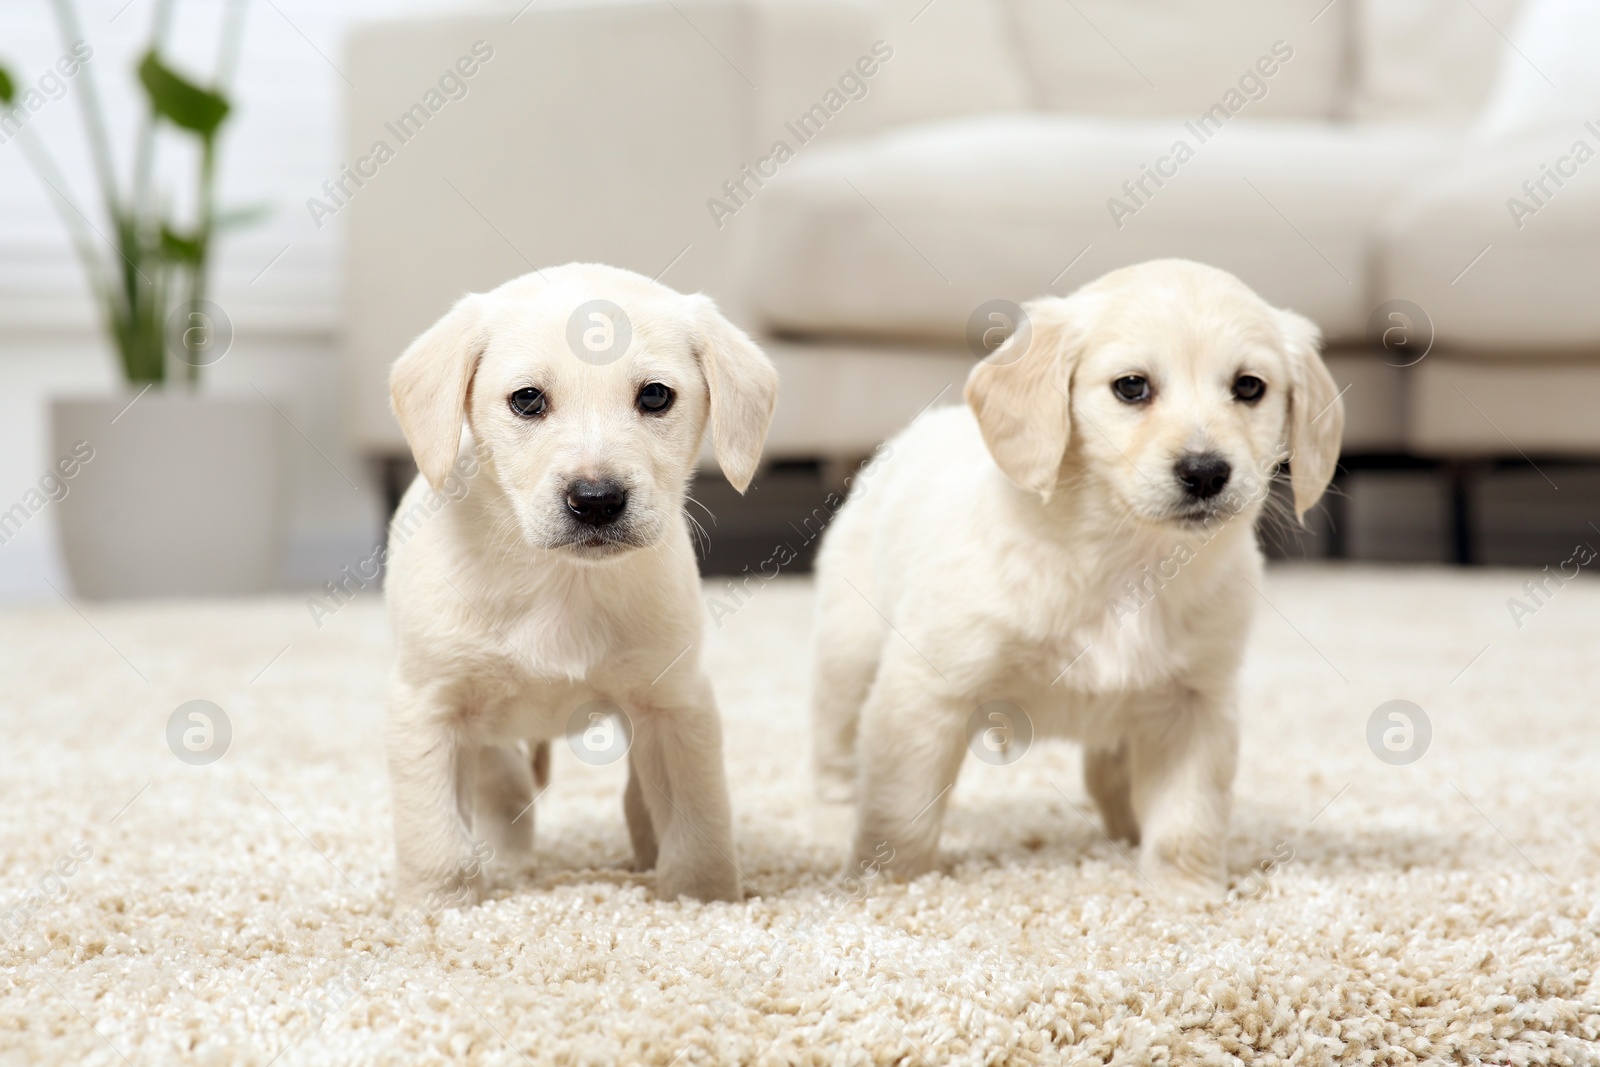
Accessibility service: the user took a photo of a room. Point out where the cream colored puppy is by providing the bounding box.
[812,259,1343,897]
[385,263,776,906]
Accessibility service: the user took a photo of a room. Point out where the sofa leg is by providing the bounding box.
[820,454,871,497]
[1323,472,1347,560]
[1445,461,1478,566]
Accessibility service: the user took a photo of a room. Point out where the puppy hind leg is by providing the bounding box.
[811,585,886,803]
[623,755,659,870]
[851,653,968,881]
[531,741,551,792]
[470,743,537,866]
[1084,740,1140,844]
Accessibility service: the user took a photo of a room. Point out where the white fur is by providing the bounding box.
[811,259,1344,898]
[385,263,777,906]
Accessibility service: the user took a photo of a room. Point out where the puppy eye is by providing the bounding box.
[637,382,674,415]
[1112,375,1151,404]
[508,387,547,418]
[1232,375,1266,403]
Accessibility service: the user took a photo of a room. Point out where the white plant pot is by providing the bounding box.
[51,392,285,598]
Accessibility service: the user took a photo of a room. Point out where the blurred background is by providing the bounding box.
[3,0,1597,602]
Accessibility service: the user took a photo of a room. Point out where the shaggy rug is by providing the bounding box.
[1,566,1596,1066]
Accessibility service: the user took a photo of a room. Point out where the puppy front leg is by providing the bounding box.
[1127,693,1238,899]
[811,583,887,804]
[852,653,968,881]
[628,675,741,902]
[387,690,483,908]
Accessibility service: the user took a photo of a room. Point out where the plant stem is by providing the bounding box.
[51,0,168,384]
[49,0,120,217]
[131,0,176,238]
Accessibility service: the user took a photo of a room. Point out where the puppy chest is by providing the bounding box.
[1020,596,1194,698]
[483,601,624,684]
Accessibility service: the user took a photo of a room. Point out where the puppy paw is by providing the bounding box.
[1100,808,1141,846]
[850,838,932,884]
[815,770,856,805]
[394,846,492,912]
[474,831,534,873]
[655,861,742,903]
[1140,836,1226,902]
[626,824,658,873]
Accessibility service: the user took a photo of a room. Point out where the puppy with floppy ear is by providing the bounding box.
[390,293,489,492]
[1277,309,1344,523]
[962,296,1084,501]
[812,259,1343,897]
[384,262,776,906]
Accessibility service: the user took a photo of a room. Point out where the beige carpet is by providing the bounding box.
[1,566,1597,1066]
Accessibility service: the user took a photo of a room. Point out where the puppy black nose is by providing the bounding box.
[566,479,628,526]
[1175,453,1231,500]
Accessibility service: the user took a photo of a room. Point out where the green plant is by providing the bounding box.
[0,0,254,385]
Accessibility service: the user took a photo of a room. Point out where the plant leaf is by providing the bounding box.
[159,225,205,265]
[0,64,15,105]
[138,50,229,137]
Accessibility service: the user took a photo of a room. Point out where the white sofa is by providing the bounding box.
[342,0,1600,510]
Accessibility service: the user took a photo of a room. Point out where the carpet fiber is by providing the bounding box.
[2,566,1597,1065]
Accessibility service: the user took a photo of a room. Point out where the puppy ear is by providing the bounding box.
[390,294,487,492]
[1280,309,1343,523]
[692,295,778,494]
[963,299,1078,500]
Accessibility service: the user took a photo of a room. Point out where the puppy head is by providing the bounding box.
[389,263,777,561]
[965,259,1343,529]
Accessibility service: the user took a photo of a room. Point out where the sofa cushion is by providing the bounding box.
[1380,0,1600,349]
[1007,0,1347,119]
[1349,0,1525,123]
[863,0,1033,126]
[1410,357,1600,454]
[1378,132,1600,350]
[741,114,1454,345]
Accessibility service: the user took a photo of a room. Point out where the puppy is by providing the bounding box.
[385,263,777,905]
[811,259,1343,897]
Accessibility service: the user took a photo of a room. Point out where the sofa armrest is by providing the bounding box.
[342,0,880,454]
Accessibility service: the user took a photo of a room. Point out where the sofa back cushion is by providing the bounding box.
[1007,0,1348,119]
[1349,0,1525,122]
[864,0,1034,126]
